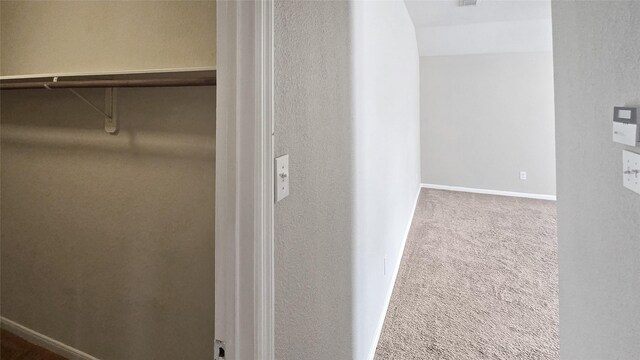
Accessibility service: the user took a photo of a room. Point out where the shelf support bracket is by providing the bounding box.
[104,88,118,135]
[68,87,118,135]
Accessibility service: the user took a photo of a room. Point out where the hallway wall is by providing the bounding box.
[352,2,421,359]
[274,2,354,359]
[552,1,640,358]
[274,1,420,359]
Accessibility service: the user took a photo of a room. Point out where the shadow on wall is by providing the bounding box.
[0,86,216,360]
[1,88,215,159]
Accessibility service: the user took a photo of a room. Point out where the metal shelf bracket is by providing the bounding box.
[104,88,118,135]
[68,86,118,135]
[44,76,116,135]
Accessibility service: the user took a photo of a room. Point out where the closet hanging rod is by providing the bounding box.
[0,77,216,90]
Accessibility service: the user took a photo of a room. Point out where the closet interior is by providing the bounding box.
[0,1,217,359]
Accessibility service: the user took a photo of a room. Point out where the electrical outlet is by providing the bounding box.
[623,150,640,195]
[384,256,387,275]
[519,171,527,180]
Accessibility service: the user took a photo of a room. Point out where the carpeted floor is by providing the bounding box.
[375,189,559,360]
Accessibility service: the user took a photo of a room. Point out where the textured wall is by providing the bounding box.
[0,1,216,77]
[274,1,419,359]
[274,1,354,359]
[351,1,420,359]
[1,87,216,360]
[421,52,557,196]
[552,1,640,359]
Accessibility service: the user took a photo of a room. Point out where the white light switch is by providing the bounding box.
[275,155,290,202]
[623,150,640,195]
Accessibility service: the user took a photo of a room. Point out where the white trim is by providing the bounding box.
[367,186,422,360]
[420,183,557,201]
[254,0,275,359]
[0,317,100,360]
[215,0,239,358]
[215,1,275,359]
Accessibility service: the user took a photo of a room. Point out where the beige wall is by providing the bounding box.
[0,87,216,359]
[0,1,216,77]
[421,52,557,196]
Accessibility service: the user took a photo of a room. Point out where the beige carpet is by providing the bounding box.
[375,189,559,360]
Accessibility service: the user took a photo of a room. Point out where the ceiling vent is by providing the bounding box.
[459,0,478,6]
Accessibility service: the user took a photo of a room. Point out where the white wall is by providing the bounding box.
[274,1,420,359]
[415,20,552,56]
[404,0,552,57]
[552,1,640,359]
[274,2,354,358]
[351,1,420,359]
[421,52,557,196]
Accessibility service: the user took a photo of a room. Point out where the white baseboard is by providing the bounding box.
[367,186,421,360]
[421,183,557,201]
[0,317,100,360]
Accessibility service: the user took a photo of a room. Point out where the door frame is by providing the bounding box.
[216,1,275,359]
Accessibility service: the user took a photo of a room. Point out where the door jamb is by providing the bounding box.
[216,1,275,359]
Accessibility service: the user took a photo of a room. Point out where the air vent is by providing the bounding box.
[459,0,478,6]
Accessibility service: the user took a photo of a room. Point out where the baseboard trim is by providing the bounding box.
[420,183,556,201]
[367,186,421,360]
[0,317,100,360]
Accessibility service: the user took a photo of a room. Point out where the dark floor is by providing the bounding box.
[1,329,67,360]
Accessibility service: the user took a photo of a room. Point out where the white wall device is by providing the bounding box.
[275,154,290,202]
[622,150,640,195]
[613,107,639,146]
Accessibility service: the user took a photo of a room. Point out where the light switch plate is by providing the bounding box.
[275,155,290,202]
[622,150,640,195]
[613,122,639,146]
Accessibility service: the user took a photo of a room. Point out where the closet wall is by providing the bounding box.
[0,1,216,76]
[0,2,216,360]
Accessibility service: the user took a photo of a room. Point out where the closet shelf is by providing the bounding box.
[0,70,216,90]
[0,70,216,135]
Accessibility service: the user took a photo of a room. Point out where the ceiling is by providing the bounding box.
[404,0,553,56]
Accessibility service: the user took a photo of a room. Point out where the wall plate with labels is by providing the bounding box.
[622,150,640,195]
